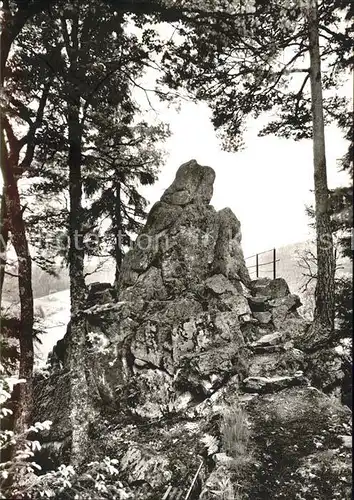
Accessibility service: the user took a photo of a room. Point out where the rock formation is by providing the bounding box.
[33,160,352,499]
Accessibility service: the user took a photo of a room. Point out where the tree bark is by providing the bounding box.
[58,6,93,468]
[307,0,335,334]
[0,36,51,460]
[114,179,122,286]
[0,132,34,446]
[67,103,91,468]
[0,187,9,306]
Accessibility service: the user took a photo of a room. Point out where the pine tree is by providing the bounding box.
[0,19,55,449]
[330,113,352,339]
[6,0,169,466]
[84,112,169,284]
[27,0,145,466]
[306,0,336,338]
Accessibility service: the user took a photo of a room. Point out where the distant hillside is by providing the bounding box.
[246,240,351,296]
[2,264,67,303]
[2,257,115,303]
[3,240,350,305]
[34,289,70,366]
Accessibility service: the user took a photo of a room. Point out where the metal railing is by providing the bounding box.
[245,248,279,280]
[162,460,203,500]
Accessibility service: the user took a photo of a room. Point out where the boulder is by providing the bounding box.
[243,387,352,499]
[305,347,350,403]
[160,159,215,206]
[87,282,116,306]
[250,332,284,348]
[251,277,290,298]
[248,296,270,312]
[270,294,302,329]
[248,347,305,379]
[253,311,272,324]
[205,274,236,295]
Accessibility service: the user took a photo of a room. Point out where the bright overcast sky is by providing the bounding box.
[136,21,351,258]
[141,100,350,257]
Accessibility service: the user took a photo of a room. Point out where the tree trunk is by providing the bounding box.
[1,139,34,446]
[0,21,16,86]
[59,8,92,469]
[67,103,90,468]
[0,187,9,306]
[307,0,335,335]
[1,6,29,86]
[11,200,34,442]
[1,20,51,459]
[114,179,122,286]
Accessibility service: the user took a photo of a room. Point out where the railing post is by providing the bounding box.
[184,461,203,500]
[273,248,276,279]
[162,485,172,500]
[256,253,259,278]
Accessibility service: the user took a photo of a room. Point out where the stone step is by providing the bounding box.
[252,311,272,324]
[249,331,284,348]
[242,372,308,394]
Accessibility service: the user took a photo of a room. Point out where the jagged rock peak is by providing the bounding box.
[119,159,250,294]
[160,159,216,206]
[110,161,253,416]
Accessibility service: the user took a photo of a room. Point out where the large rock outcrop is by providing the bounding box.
[33,160,352,499]
[80,159,254,418]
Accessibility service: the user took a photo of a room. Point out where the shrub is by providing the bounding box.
[200,476,243,500]
[0,363,52,498]
[0,370,131,500]
[27,458,133,499]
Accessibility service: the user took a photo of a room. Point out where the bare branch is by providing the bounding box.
[295,72,310,118]
[84,257,110,278]
[2,116,20,155]
[264,46,308,97]
[19,79,53,173]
